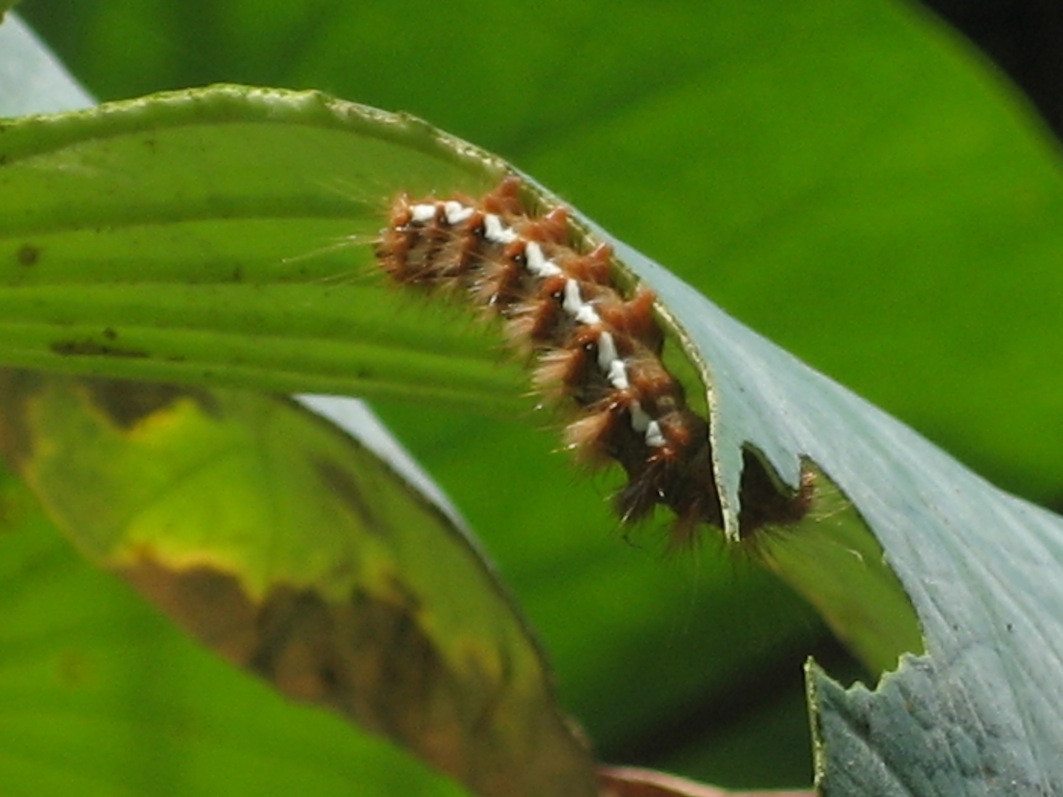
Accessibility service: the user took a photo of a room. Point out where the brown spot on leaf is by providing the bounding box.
[314,456,382,533]
[120,559,594,796]
[0,369,46,467]
[16,244,40,266]
[84,378,220,429]
[122,561,448,734]
[51,339,148,358]
[0,373,223,467]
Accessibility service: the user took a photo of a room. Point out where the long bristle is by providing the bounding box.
[533,346,590,396]
[564,406,625,462]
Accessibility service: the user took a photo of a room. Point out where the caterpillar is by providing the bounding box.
[375,176,809,542]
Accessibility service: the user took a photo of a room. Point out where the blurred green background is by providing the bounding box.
[8,0,1063,793]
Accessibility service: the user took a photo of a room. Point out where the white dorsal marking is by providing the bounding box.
[597,331,619,371]
[525,241,564,278]
[629,401,650,432]
[484,214,519,244]
[410,203,438,223]
[444,201,475,225]
[562,279,584,315]
[607,359,630,391]
[575,305,601,326]
[405,196,673,451]
[644,420,666,448]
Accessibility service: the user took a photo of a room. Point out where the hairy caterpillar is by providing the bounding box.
[376,177,809,541]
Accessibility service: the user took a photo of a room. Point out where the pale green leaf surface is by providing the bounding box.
[0,14,89,115]
[607,233,1063,791]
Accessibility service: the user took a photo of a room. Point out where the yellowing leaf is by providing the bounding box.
[0,371,596,797]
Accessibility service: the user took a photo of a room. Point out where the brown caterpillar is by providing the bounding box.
[376,177,808,541]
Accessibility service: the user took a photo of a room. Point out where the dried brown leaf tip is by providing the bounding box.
[376,176,811,542]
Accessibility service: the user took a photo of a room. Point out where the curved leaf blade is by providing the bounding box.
[0,85,523,412]
[0,463,474,797]
[0,372,597,797]
[597,235,1063,792]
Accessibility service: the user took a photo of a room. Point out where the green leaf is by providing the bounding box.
[0,84,526,411]
[609,232,1063,792]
